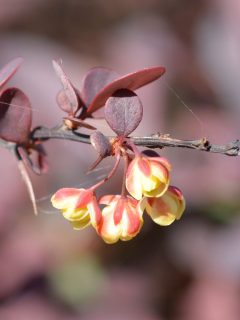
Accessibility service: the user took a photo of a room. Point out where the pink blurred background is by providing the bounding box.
[0,0,240,319]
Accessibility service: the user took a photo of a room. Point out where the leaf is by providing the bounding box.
[0,57,23,89]
[87,66,165,114]
[56,90,74,114]
[0,88,32,143]
[104,89,143,137]
[81,67,119,107]
[53,60,82,115]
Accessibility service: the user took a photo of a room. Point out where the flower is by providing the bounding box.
[126,155,171,200]
[51,188,101,230]
[140,186,185,226]
[98,195,144,244]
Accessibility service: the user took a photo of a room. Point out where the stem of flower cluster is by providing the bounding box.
[127,139,141,157]
[90,153,121,191]
[121,152,129,196]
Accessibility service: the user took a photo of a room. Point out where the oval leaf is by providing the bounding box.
[53,60,81,115]
[104,89,143,137]
[56,90,79,114]
[87,66,165,114]
[81,67,119,107]
[0,88,32,143]
[0,57,23,89]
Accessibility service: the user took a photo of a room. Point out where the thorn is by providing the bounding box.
[17,160,38,215]
[86,156,104,174]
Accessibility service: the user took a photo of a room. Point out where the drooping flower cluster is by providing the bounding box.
[51,64,185,244]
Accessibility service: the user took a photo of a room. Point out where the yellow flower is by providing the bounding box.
[51,188,101,230]
[125,155,171,200]
[140,186,185,226]
[98,195,144,244]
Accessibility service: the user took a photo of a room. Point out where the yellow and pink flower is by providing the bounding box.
[140,186,185,226]
[125,155,171,200]
[98,195,144,244]
[51,188,101,230]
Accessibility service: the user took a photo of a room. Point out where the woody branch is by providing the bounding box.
[27,126,240,157]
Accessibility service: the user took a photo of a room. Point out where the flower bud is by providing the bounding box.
[126,155,171,200]
[98,195,143,244]
[140,186,185,226]
[51,188,101,229]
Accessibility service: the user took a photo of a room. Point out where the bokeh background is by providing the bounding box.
[0,0,240,319]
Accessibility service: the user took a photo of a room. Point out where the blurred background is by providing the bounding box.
[0,0,240,319]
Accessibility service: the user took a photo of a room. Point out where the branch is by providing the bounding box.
[30,126,240,157]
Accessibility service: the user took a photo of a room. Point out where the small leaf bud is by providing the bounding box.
[90,131,111,157]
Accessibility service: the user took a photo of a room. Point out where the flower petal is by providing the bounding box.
[62,207,89,221]
[99,194,120,205]
[98,195,143,243]
[87,196,102,228]
[150,156,172,172]
[98,203,121,244]
[71,216,91,230]
[125,159,143,200]
[120,201,143,240]
[167,186,186,220]
[143,161,169,197]
[145,186,185,226]
[146,198,177,226]
[51,188,83,210]
[126,156,170,200]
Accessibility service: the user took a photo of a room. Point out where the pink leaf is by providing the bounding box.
[53,60,82,115]
[0,57,22,89]
[81,67,119,107]
[104,89,143,137]
[0,88,32,143]
[87,66,165,114]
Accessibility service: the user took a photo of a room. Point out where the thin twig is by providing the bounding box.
[1,126,239,157]
[31,127,240,157]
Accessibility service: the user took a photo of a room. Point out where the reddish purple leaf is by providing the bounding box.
[81,67,119,107]
[87,66,166,114]
[104,89,143,137]
[0,88,32,143]
[90,131,111,157]
[56,90,77,114]
[53,60,81,115]
[0,57,23,89]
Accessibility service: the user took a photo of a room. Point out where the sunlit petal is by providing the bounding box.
[98,195,143,243]
[126,156,170,200]
[145,186,185,226]
[71,216,91,230]
[51,188,83,210]
[98,202,121,244]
